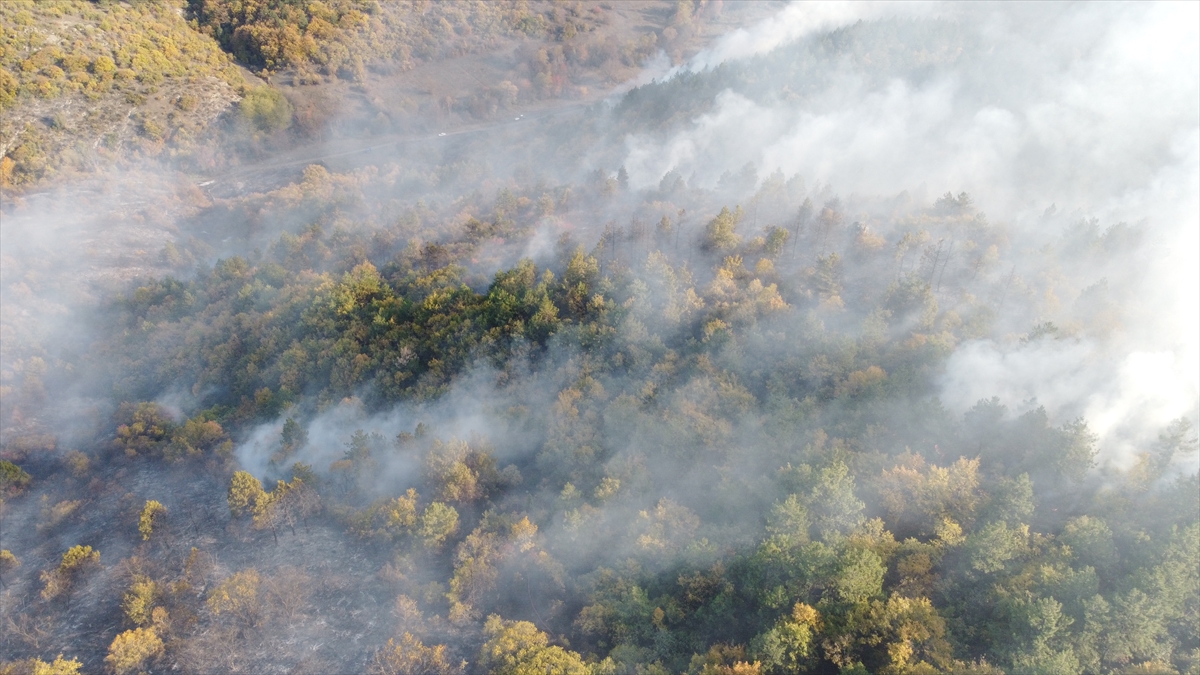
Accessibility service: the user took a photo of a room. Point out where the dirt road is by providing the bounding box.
[198,98,594,199]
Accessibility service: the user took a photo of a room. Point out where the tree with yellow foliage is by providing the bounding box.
[227,470,266,518]
[419,502,460,549]
[751,603,821,673]
[423,438,501,504]
[703,206,744,253]
[371,632,464,675]
[207,569,261,627]
[688,644,763,675]
[40,545,99,607]
[252,481,288,543]
[27,655,83,675]
[866,596,953,674]
[138,500,166,541]
[479,615,591,675]
[122,575,160,626]
[105,626,164,675]
[0,549,19,587]
[876,455,982,537]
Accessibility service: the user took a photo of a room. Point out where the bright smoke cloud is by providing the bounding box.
[622,1,1199,466]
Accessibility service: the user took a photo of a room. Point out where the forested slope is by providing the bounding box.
[0,0,747,190]
[0,6,1197,675]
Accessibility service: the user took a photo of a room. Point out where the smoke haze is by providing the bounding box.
[619,1,1199,467]
[2,2,1198,673]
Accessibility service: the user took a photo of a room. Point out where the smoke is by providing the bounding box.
[940,340,1198,468]
[616,1,1200,466]
[3,3,1198,670]
[681,1,937,73]
[233,351,560,481]
[223,0,1200,487]
[1,2,1190,491]
[627,4,1198,208]
[0,170,203,453]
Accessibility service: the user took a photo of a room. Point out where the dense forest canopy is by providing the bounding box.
[0,3,1197,675]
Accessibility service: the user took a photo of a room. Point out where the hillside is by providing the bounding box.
[0,0,243,187]
[1,0,776,190]
[0,4,1197,675]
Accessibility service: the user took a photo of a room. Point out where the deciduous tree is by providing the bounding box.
[26,654,83,675]
[0,460,31,496]
[122,575,160,626]
[371,632,464,675]
[419,502,460,549]
[228,470,266,518]
[40,545,100,606]
[105,627,164,675]
[704,206,744,253]
[207,569,262,627]
[0,549,19,587]
[138,500,167,541]
[479,615,591,675]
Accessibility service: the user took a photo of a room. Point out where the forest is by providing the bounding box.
[0,3,1197,675]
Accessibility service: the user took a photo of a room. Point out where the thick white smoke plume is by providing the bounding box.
[624,1,1199,467]
[683,1,937,73]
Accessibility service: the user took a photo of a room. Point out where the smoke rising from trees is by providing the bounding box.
[619,1,1199,467]
[1,2,1197,673]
